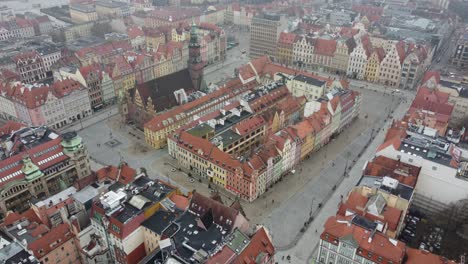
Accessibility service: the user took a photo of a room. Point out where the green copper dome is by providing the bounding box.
[22,156,43,181]
[61,131,83,155]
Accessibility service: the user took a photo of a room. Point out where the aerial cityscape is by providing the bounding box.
[0,0,467,262]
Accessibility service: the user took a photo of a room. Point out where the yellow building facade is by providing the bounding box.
[364,49,383,83]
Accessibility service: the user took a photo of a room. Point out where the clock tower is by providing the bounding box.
[188,21,205,91]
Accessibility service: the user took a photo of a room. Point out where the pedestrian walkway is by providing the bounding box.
[271,97,412,263]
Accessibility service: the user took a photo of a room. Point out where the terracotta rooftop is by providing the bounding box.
[237,227,274,264]
[28,223,73,258]
[127,26,145,39]
[169,194,190,211]
[315,39,337,56]
[410,87,453,116]
[278,32,297,45]
[189,192,240,231]
[145,79,257,131]
[234,116,265,136]
[0,121,25,138]
[322,216,406,263]
[364,156,420,187]
[338,191,403,232]
[421,71,441,87]
[406,248,457,264]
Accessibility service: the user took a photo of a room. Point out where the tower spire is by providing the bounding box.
[188,20,205,91]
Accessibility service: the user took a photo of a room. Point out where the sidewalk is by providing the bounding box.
[273,95,412,263]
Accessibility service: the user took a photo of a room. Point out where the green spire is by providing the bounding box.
[21,156,43,181]
[189,20,199,47]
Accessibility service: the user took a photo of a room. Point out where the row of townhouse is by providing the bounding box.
[70,38,188,100]
[0,16,52,41]
[127,22,226,66]
[276,31,433,89]
[316,85,461,264]
[0,79,92,129]
[167,84,361,201]
[11,49,62,84]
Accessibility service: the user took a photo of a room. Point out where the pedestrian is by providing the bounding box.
[315,229,317,233]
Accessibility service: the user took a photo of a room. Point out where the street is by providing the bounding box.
[204,29,251,85]
[271,86,414,263]
[68,27,418,263]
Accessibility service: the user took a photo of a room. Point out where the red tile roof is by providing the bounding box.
[396,41,406,64]
[278,32,297,45]
[2,208,41,227]
[340,191,403,232]
[199,22,223,33]
[361,35,372,58]
[10,83,49,109]
[406,248,457,264]
[237,227,274,264]
[315,39,337,56]
[364,156,420,187]
[206,246,236,264]
[127,26,145,39]
[421,71,441,87]
[145,79,257,131]
[374,47,386,62]
[322,216,406,263]
[234,116,265,136]
[410,87,453,116]
[96,165,118,182]
[50,78,84,98]
[376,136,402,152]
[175,131,242,171]
[29,223,74,258]
[169,194,190,211]
[0,121,25,137]
[190,192,240,231]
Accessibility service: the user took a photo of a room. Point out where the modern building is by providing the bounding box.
[376,131,468,220]
[452,31,468,68]
[249,13,286,59]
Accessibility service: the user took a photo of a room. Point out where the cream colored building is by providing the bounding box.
[70,4,98,23]
[293,36,315,68]
[286,74,327,101]
[63,22,94,42]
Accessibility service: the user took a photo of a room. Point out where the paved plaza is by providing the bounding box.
[70,28,417,263]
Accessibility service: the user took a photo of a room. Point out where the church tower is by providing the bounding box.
[188,21,205,91]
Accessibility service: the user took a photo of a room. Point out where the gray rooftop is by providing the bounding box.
[357,176,414,201]
[293,74,326,87]
[70,3,96,13]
